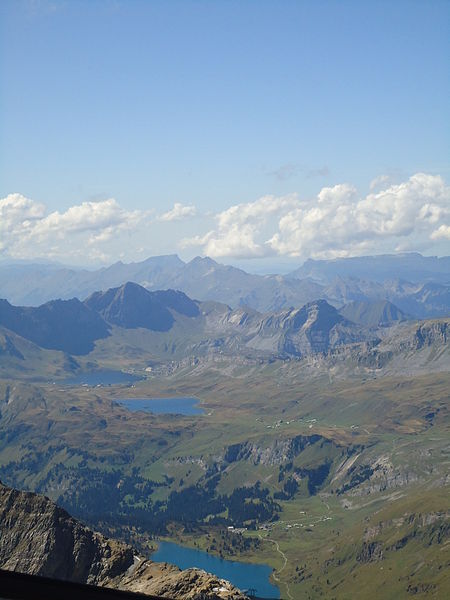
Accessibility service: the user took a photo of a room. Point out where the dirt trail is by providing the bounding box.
[258,535,293,600]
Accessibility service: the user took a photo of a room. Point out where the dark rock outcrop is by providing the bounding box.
[356,541,384,563]
[0,482,248,599]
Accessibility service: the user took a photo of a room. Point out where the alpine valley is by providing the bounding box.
[0,253,449,599]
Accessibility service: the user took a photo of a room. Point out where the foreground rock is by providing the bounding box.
[0,482,248,599]
[118,561,248,599]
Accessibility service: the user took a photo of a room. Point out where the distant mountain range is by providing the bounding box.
[0,253,448,319]
[288,252,450,284]
[0,277,448,386]
[0,283,372,357]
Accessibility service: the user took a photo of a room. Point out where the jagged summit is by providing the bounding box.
[188,256,219,266]
[253,299,364,356]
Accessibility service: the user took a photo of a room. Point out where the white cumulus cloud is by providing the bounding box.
[369,174,393,191]
[183,173,450,260]
[181,194,298,258]
[0,194,149,262]
[159,202,197,222]
[2,173,449,264]
[431,224,450,240]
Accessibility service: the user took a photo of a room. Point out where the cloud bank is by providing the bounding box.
[182,173,450,259]
[0,194,147,263]
[1,173,449,264]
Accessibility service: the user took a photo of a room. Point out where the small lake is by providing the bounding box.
[152,540,280,599]
[116,397,204,415]
[63,370,142,386]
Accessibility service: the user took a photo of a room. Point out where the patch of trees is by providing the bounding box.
[38,464,164,530]
[204,529,261,557]
[274,475,299,500]
[226,482,280,526]
[278,461,293,482]
[296,462,331,495]
[2,454,280,535]
[153,481,279,529]
[0,444,70,488]
[157,485,225,523]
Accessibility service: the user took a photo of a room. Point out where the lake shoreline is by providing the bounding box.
[151,538,280,599]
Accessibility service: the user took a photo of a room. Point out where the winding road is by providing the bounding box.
[258,535,293,600]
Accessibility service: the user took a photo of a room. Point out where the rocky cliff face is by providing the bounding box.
[223,433,324,466]
[0,482,248,599]
[0,481,133,584]
[246,299,369,356]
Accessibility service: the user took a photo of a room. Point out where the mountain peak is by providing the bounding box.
[189,256,219,266]
[85,282,174,331]
[303,298,335,310]
[141,253,185,266]
[85,282,199,330]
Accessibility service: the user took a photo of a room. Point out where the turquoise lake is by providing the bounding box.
[116,397,204,415]
[152,540,280,599]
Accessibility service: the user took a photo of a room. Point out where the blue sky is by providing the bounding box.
[0,0,449,267]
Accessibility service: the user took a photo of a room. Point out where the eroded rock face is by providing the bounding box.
[0,482,248,599]
[0,481,133,584]
[356,541,383,563]
[224,434,323,466]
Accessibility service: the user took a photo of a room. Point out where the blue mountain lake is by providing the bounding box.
[63,370,142,386]
[116,397,204,415]
[152,541,280,599]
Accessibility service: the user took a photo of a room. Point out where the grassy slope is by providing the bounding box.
[129,367,449,598]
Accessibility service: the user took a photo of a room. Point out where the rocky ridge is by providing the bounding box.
[0,286,376,359]
[0,481,248,599]
[223,434,324,466]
